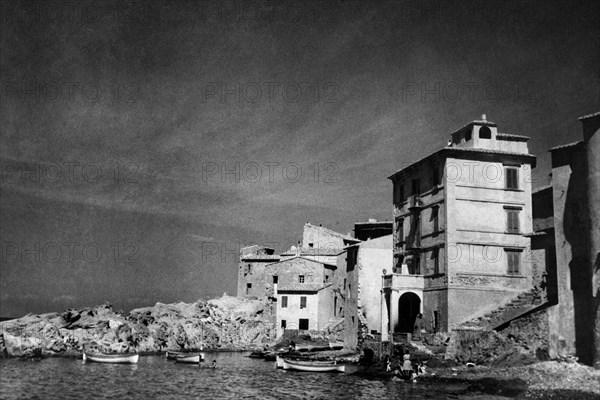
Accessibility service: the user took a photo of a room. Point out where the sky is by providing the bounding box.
[0,0,598,317]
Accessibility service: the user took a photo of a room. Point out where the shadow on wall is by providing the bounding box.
[563,155,594,365]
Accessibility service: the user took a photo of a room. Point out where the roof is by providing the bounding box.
[305,223,359,242]
[548,141,584,152]
[578,111,600,120]
[355,220,392,225]
[240,255,281,261]
[450,119,497,136]
[277,283,323,292]
[299,248,345,256]
[265,255,330,268]
[496,133,530,141]
[388,146,537,180]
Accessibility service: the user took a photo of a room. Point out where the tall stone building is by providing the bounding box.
[532,111,600,366]
[383,116,537,339]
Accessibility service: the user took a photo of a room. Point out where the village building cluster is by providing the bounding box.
[237,112,600,366]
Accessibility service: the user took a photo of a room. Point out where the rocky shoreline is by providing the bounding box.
[0,296,275,358]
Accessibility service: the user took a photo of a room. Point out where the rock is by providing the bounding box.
[0,295,274,357]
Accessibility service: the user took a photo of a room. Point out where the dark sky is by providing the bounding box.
[1,0,598,316]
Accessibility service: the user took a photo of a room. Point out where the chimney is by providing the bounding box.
[482,114,487,121]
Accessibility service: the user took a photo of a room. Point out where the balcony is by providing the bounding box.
[382,273,425,290]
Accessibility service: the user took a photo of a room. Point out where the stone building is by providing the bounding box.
[237,245,280,299]
[383,116,537,340]
[531,111,600,366]
[344,234,393,348]
[237,223,359,338]
[265,256,338,336]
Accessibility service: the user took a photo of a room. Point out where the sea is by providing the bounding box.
[0,352,482,399]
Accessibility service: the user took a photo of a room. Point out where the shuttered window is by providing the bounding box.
[281,296,288,308]
[505,167,519,190]
[506,250,520,274]
[506,210,520,233]
[300,296,307,309]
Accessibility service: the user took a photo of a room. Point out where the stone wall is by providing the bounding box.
[448,309,550,365]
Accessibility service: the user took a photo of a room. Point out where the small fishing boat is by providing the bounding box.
[82,352,139,364]
[294,342,331,352]
[281,358,345,373]
[174,354,203,364]
[166,351,205,362]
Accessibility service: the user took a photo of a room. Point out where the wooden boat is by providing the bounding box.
[174,354,202,364]
[294,342,330,352]
[82,352,139,364]
[281,358,345,373]
[166,351,205,362]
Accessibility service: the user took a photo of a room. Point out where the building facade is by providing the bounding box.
[383,116,537,340]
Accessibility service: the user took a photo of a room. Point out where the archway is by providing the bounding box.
[397,292,421,333]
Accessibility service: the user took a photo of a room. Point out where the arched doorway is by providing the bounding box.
[397,292,420,333]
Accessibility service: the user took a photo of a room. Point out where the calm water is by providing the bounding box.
[0,353,468,399]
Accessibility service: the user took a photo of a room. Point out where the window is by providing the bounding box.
[432,207,439,232]
[433,310,439,333]
[348,284,352,298]
[479,126,492,139]
[281,296,288,308]
[411,179,421,196]
[334,296,337,316]
[247,264,252,274]
[433,248,440,274]
[281,320,286,329]
[396,218,403,239]
[308,243,314,248]
[506,250,520,274]
[300,296,307,309]
[324,275,329,282]
[298,275,305,283]
[246,283,252,294]
[299,319,309,330]
[343,278,346,289]
[505,167,519,190]
[432,167,440,186]
[506,210,520,233]
[273,275,278,284]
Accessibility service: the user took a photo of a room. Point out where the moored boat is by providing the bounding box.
[166,351,205,362]
[280,358,345,373]
[294,342,330,352]
[82,352,139,364]
[174,354,202,364]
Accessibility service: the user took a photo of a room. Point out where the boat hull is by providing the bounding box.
[174,355,202,364]
[83,353,139,364]
[166,351,205,362]
[281,358,345,373]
